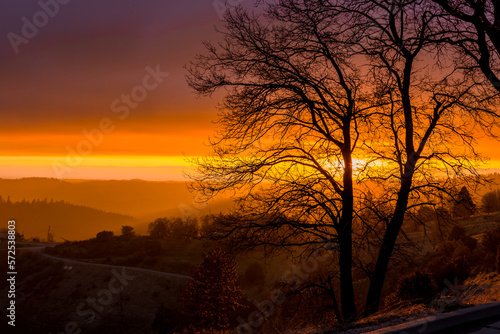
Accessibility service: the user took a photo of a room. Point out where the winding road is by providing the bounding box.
[19,243,193,280]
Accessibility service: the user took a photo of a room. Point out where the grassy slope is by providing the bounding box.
[0,249,187,334]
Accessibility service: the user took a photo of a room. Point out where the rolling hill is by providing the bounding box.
[0,177,232,219]
[0,197,139,241]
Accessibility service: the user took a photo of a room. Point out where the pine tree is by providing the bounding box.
[453,186,477,218]
[178,248,243,333]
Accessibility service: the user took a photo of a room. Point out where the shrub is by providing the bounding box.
[178,248,243,333]
[482,227,500,255]
[448,226,477,250]
[96,230,114,242]
[424,240,473,289]
[396,270,437,304]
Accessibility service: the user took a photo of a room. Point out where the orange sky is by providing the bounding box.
[0,0,233,180]
[0,0,499,181]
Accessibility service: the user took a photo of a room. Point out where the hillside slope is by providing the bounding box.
[0,178,199,218]
[0,198,139,241]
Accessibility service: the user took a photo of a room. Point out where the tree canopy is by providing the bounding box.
[187,0,500,322]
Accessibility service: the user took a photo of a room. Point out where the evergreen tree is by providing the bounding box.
[121,225,135,238]
[178,248,243,333]
[453,186,477,218]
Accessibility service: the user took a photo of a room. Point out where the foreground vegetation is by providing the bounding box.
[28,207,498,333]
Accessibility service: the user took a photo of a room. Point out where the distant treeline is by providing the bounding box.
[0,178,202,218]
[0,196,138,241]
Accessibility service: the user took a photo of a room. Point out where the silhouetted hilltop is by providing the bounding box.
[0,196,138,241]
[0,178,202,218]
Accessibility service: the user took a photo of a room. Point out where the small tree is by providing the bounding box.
[148,218,170,239]
[121,225,136,238]
[481,189,500,213]
[453,186,477,218]
[47,226,54,243]
[178,248,243,333]
[96,230,114,242]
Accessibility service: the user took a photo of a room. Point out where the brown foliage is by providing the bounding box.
[177,248,243,333]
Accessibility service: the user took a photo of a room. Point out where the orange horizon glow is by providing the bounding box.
[1,154,500,181]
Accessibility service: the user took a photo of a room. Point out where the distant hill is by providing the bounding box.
[0,178,232,219]
[0,197,139,241]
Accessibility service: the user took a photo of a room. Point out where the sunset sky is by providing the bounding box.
[0,0,499,181]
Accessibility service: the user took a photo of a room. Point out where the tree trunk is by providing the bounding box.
[363,175,413,316]
[338,145,357,322]
[363,49,417,316]
[338,218,357,322]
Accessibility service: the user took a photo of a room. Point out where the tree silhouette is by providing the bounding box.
[482,189,500,213]
[178,248,243,333]
[121,225,136,239]
[148,218,170,239]
[187,0,500,321]
[148,217,199,240]
[432,0,500,91]
[96,230,114,242]
[453,186,477,217]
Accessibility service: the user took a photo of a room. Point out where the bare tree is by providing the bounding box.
[342,0,498,315]
[187,1,383,321]
[186,0,499,322]
[432,0,500,91]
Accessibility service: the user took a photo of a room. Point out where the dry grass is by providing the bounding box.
[460,272,500,305]
[315,272,500,334]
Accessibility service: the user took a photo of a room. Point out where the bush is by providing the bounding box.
[396,270,437,304]
[178,248,243,332]
[448,226,477,250]
[426,255,470,290]
[424,240,473,289]
[96,230,114,242]
[482,227,500,255]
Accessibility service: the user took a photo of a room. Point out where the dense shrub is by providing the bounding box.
[396,270,437,304]
[426,256,470,290]
[448,226,477,250]
[424,240,474,289]
[482,227,500,255]
[178,248,243,333]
